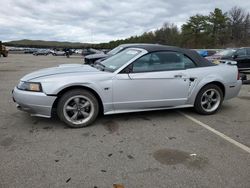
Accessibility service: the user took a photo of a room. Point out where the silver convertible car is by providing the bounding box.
[12,44,242,128]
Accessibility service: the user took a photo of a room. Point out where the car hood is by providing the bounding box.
[21,64,100,81]
[84,53,109,59]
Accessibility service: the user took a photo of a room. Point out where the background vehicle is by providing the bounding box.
[52,50,66,56]
[206,48,250,80]
[81,48,102,57]
[24,48,38,54]
[206,49,236,62]
[33,49,51,56]
[12,44,241,128]
[75,49,83,54]
[225,47,250,71]
[0,41,8,57]
[84,43,155,65]
[196,49,217,57]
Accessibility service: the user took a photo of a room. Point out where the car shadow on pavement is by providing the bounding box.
[19,108,180,130]
[18,103,235,131]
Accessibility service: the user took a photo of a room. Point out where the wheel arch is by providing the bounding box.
[190,80,226,105]
[51,85,104,117]
[193,81,225,114]
[201,81,225,98]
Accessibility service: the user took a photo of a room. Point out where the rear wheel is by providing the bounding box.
[194,84,223,115]
[57,89,99,128]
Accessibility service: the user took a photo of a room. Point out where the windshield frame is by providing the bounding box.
[114,48,147,74]
[97,48,147,73]
[107,46,125,55]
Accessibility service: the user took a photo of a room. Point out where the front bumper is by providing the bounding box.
[12,87,57,118]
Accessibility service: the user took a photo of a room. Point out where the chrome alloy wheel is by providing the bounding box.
[201,89,221,113]
[63,95,94,125]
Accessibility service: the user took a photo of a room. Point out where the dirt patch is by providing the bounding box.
[0,137,14,147]
[153,149,208,169]
[82,132,90,137]
[103,120,119,134]
[238,96,250,100]
[0,69,18,72]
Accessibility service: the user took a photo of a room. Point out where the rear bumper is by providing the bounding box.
[12,87,56,118]
[224,80,242,100]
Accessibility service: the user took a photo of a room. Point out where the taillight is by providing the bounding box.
[237,70,240,80]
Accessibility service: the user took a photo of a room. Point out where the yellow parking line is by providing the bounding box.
[179,111,250,154]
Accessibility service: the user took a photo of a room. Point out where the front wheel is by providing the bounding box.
[194,84,223,115]
[57,89,99,128]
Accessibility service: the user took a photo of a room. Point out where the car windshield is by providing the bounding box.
[215,49,236,56]
[107,46,124,55]
[100,49,141,72]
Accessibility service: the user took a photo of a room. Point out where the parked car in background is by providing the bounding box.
[12,44,241,128]
[206,48,250,71]
[24,48,38,54]
[225,47,250,71]
[75,49,83,54]
[82,48,102,57]
[52,50,66,56]
[84,43,154,65]
[196,49,217,57]
[33,49,51,56]
[206,49,236,62]
[101,49,110,54]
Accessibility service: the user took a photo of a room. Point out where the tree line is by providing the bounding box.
[94,6,250,49]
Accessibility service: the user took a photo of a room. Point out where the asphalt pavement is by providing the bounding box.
[0,54,249,188]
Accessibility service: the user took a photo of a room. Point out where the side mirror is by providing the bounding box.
[121,64,133,74]
[233,54,238,59]
[125,66,133,73]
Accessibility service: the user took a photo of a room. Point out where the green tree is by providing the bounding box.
[181,14,210,48]
[208,8,229,47]
[228,6,247,45]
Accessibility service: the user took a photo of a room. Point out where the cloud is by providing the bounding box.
[0,0,250,43]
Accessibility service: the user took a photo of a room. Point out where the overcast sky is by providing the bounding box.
[0,0,250,43]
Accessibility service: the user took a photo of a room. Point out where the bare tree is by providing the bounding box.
[228,6,246,44]
[243,13,250,43]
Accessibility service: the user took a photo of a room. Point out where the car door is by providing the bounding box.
[234,48,248,69]
[245,48,250,70]
[112,51,194,111]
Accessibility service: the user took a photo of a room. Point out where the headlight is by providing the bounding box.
[17,81,43,92]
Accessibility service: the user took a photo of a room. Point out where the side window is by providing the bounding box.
[236,49,246,56]
[183,55,196,69]
[246,48,250,55]
[132,51,196,73]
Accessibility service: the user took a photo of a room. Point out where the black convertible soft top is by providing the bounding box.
[128,44,215,67]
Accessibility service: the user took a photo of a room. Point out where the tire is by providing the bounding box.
[57,89,99,128]
[194,84,223,115]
